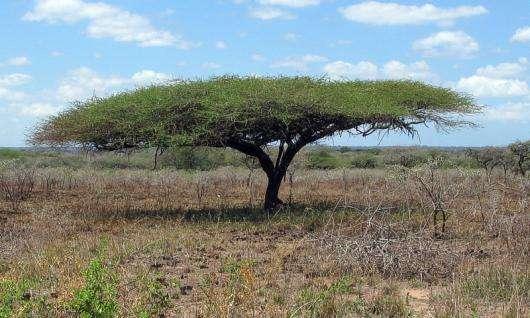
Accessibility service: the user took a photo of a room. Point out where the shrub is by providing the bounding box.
[307,150,341,169]
[509,141,529,176]
[0,149,25,160]
[69,256,118,317]
[350,153,379,169]
[137,273,174,317]
[0,161,36,212]
[382,150,429,168]
[159,147,216,170]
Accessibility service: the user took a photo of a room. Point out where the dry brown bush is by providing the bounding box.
[0,162,36,213]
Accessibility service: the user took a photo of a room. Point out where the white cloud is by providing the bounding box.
[56,67,129,101]
[323,60,436,82]
[339,1,487,26]
[511,26,530,43]
[457,76,528,98]
[258,0,320,8]
[485,102,530,122]
[215,41,228,49]
[1,56,31,67]
[475,58,528,79]
[382,60,436,81]
[412,31,479,58]
[24,0,193,48]
[0,87,28,102]
[56,67,171,102]
[456,59,530,98]
[5,67,173,118]
[17,102,60,117]
[323,61,378,80]
[249,7,295,20]
[0,73,31,104]
[131,70,171,85]
[51,51,64,57]
[202,62,221,69]
[0,73,32,86]
[271,54,327,71]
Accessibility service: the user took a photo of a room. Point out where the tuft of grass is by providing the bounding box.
[461,268,529,302]
[290,276,353,317]
[369,284,414,318]
[136,273,175,317]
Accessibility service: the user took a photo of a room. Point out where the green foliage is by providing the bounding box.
[136,273,175,317]
[69,251,118,318]
[307,149,341,169]
[350,152,379,169]
[0,279,30,318]
[31,76,478,151]
[0,149,25,160]
[0,278,55,317]
[508,140,530,175]
[292,276,353,317]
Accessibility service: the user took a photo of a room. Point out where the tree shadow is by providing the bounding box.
[88,201,341,223]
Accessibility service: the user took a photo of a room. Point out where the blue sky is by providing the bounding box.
[0,0,529,147]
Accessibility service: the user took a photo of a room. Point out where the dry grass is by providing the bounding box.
[0,166,528,317]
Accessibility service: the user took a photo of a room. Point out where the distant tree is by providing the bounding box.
[509,141,529,176]
[465,147,505,176]
[497,149,515,178]
[30,76,479,210]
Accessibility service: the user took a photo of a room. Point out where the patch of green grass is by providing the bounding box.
[291,276,353,317]
[0,279,31,318]
[0,149,25,160]
[461,268,529,302]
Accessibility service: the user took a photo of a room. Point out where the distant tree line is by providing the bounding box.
[465,140,529,176]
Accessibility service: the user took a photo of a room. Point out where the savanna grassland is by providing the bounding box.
[0,147,529,317]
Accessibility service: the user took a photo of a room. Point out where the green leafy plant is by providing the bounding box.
[0,279,31,318]
[69,253,118,317]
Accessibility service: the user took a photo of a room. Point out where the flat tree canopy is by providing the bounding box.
[30,76,479,209]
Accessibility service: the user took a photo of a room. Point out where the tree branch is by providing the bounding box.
[226,140,274,177]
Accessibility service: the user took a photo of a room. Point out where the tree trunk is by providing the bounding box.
[225,139,302,211]
[518,159,526,176]
[264,173,285,210]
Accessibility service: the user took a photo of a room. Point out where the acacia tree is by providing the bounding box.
[30,76,479,210]
[465,147,505,176]
[509,141,529,176]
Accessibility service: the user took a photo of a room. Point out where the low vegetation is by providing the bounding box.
[0,143,528,316]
